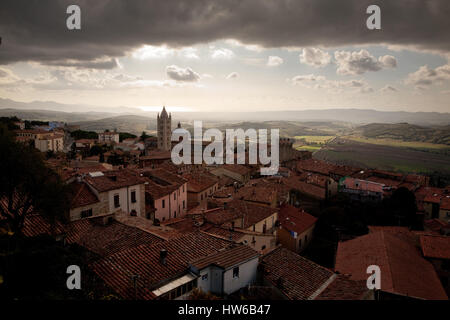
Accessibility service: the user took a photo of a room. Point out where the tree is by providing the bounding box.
[0,125,69,236]
[387,187,419,229]
[140,131,149,141]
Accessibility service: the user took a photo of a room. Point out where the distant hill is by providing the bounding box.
[0,108,112,122]
[1,97,450,125]
[71,115,157,134]
[357,123,450,145]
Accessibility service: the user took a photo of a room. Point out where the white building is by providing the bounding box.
[190,245,259,295]
[98,131,120,144]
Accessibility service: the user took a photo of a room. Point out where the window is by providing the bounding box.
[131,190,136,203]
[261,245,266,250]
[174,193,176,200]
[299,239,302,248]
[233,267,240,278]
[183,185,185,192]
[114,194,120,208]
[253,225,256,232]
[202,274,208,281]
[201,194,203,201]
[183,200,185,209]
[81,208,93,218]
[162,199,165,208]
[305,235,308,243]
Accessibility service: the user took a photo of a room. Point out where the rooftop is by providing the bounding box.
[335,228,448,300]
[261,247,335,300]
[190,244,259,270]
[420,235,450,260]
[279,204,317,235]
[84,169,145,192]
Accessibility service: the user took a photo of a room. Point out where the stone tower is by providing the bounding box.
[157,106,172,151]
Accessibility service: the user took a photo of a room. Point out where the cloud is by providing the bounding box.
[299,48,331,67]
[381,85,398,92]
[132,45,199,60]
[44,58,120,69]
[290,73,372,93]
[226,72,239,79]
[291,74,326,85]
[166,65,201,82]
[334,50,397,75]
[1,0,448,67]
[211,48,235,60]
[267,56,283,67]
[405,64,450,89]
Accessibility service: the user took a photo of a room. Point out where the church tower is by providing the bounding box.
[157,106,172,151]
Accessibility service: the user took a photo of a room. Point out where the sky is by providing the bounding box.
[0,0,449,113]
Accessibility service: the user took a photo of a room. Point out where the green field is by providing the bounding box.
[314,137,450,175]
[294,135,335,144]
[343,135,450,150]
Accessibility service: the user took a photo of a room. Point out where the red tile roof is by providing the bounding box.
[190,244,259,270]
[261,247,335,300]
[65,219,163,258]
[279,204,317,235]
[335,229,448,300]
[341,177,385,193]
[22,214,66,238]
[315,275,370,300]
[234,185,277,205]
[420,235,450,260]
[84,169,145,192]
[221,164,252,176]
[183,172,218,193]
[90,231,231,299]
[69,182,99,209]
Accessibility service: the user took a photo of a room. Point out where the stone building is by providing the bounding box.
[157,106,172,151]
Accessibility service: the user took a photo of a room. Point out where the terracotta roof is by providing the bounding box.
[190,244,259,270]
[140,151,172,160]
[283,175,326,200]
[225,200,278,229]
[424,219,450,233]
[279,204,317,235]
[221,164,251,176]
[340,177,385,193]
[315,275,369,300]
[84,169,145,192]
[261,247,335,300]
[65,219,163,258]
[68,182,99,209]
[90,231,231,299]
[335,228,448,300]
[22,214,66,238]
[183,172,218,193]
[140,168,187,187]
[234,185,277,205]
[420,235,450,260]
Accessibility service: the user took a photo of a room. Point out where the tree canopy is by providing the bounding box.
[0,124,69,236]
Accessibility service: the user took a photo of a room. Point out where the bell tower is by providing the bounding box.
[157,106,172,151]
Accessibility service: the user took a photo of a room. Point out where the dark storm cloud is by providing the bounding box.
[0,0,449,68]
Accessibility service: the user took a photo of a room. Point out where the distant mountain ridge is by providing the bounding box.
[1,97,449,125]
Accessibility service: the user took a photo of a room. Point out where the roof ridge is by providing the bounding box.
[379,230,396,293]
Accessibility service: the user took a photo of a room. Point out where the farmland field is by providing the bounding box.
[314,137,450,174]
[343,135,450,151]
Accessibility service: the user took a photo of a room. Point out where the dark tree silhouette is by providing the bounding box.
[0,125,69,236]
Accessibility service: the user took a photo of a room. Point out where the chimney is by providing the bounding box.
[160,249,168,265]
[223,202,228,210]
